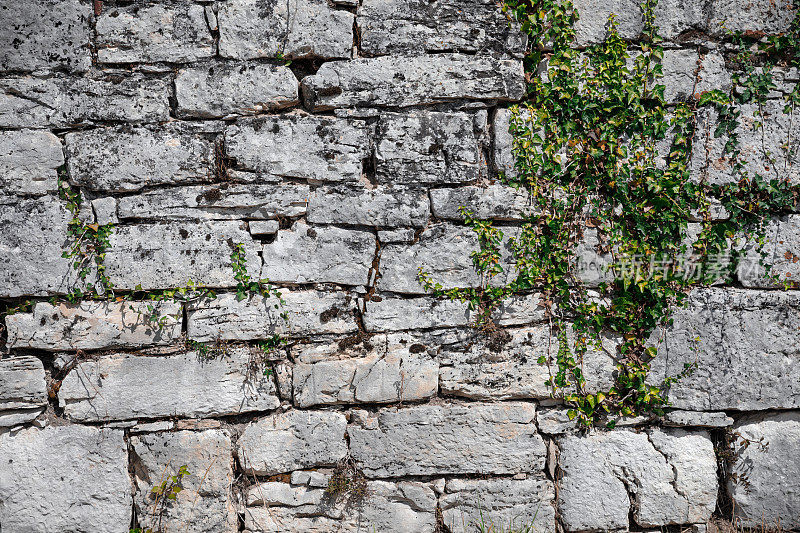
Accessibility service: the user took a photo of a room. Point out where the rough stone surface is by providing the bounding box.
[440,478,556,533]
[558,429,717,531]
[302,55,525,110]
[0,130,63,196]
[349,403,546,477]
[708,0,795,35]
[225,115,370,183]
[650,288,800,411]
[96,2,214,64]
[176,62,299,118]
[5,300,181,351]
[728,412,800,530]
[59,348,279,422]
[261,221,375,285]
[307,186,430,227]
[218,0,354,60]
[737,215,800,287]
[291,333,438,406]
[0,425,131,533]
[431,185,532,221]
[363,296,472,331]
[572,0,644,44]
[65,124,213,193]
[238,410,348,475]
[187,290,358,341]
[0,0,91,73]
[664,410,734,428]
[132,430,238,533]
[0,356,47,427]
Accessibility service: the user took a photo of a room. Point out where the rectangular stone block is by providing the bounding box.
[187,290,358,341]
[218,0,354,60]
[0,75,170,128]
[65,124,213,193]
[117,183,309,221]
[105,221,261,290]
[431,185,532,221]
[363,296,472,332]
[5,300,181,351]
[225,115,370,183]
[357,0,525,57]
[96,2,214,64]
[571,0,643,44]
[0,356,47,427]
[737,215,800,287]
[708,0,795,35]
[59,348,279,422]
[375,111,486,185]
[261,221,374,285]
[0,0,91,73]
[307,186,429,227]
[176,62,299,118]
[0,130,63,196]
[348,403,546,477]
[302,54,525,110]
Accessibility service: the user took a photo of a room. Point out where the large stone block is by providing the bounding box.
[650,288,800,410]
[363,296,472,331]
[431,185,532,221]
[729,412,800,530]
[225,115,370,183]
[558,429,717,531]
[187,291,358,341]
[96,2,214,64]
[0,356,47,427]
[440,478,556,533]
[105,221,260,290]
[238,410,348,475]
[59,348,279,422]
[737,215,800,287]
[5,300,182,351]
[0,130,63,196]
[357,0,525,57]
[708,0,795,35]
[572,0,644,44]
[348,403,546,477]
[375,111,486,185]
[302,54,525,110]
[291,333,438,407]
[307,186,429,227]
[65,124,213,193]
[117,183,309,221]
[0,0,91,73]
[176,62,299,119]
[654,0,708,39]
[0,425,131,533]
[132,430,238,533]
[218,0,354,60]
[261,221,374,285]
[0,75,170,128]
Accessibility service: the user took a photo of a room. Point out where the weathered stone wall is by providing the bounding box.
[0,0,799,532]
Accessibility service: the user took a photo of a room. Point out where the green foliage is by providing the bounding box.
[231,242,286,311]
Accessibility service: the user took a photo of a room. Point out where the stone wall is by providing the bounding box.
[1,0,799,532]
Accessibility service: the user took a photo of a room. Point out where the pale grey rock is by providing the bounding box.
[246,480,326,507]
[291,333,438,406]
[664,410,734,428]
[105,221,260,290]
[132,430,238,533]
[536,407,579,435]
[0,357,47,427]
[558,429,717,531]
[708,0,795,35]
[650,288,800,410]
[493,108,521,178]
[218,0,354,60]
[117,183,309,221]
[349,403,546,477]
[290,470,330,488]
[250,220,280,235]
[358,0,526,57]
[0,425,130,533]
[572,0,643,45]
[238,410,348,475]
[0,0,91,73]
[431,185,532,221]
[225,115,370,183]
[59,348,279,422]
[302,55,525,110]
[0,75,170,128]
[654,0,708,39]
[440,478,556,533]
[662,49,701,102]
[737,215,800,287]
[65,124,213,193]
[307,186,430,227]
[176,62,299,118]
[378,228,416,243]
[91,197,118,225]
[439,326,617,401]
[261,221,374,285]
[6,300,181,351]
[363,296,472,332]
[492,293,549,327]
[0,130,63,196]
[376,111,486,185]
[96,2,214,64]
[729,412,800,530]
[188,290,357,341]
